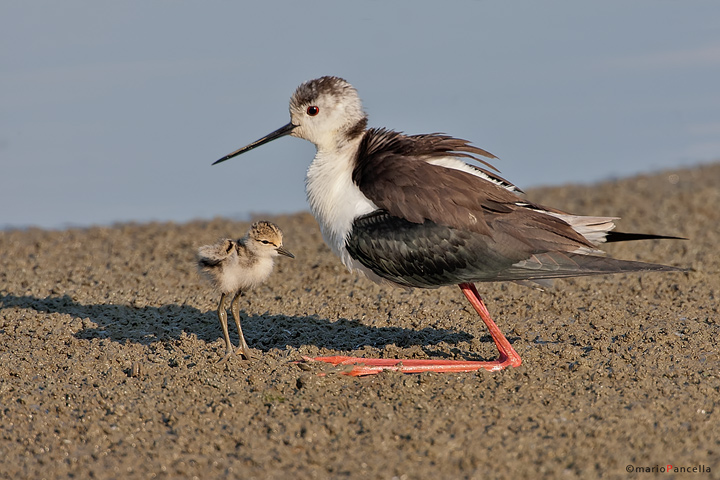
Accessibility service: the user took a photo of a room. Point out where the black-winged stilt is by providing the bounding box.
[213,76,681,376]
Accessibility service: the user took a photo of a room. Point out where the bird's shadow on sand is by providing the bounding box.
[0,294,491,356]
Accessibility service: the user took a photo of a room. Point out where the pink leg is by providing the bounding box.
[301,283,522,376]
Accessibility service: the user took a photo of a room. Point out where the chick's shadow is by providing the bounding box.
[1,293,477,355]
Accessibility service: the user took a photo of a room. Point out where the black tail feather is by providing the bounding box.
[605,232,687,243]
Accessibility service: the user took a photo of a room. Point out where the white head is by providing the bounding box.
[288,76,367,151]
[213,76,368,164]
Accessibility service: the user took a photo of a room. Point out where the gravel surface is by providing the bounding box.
[1,163,718,479]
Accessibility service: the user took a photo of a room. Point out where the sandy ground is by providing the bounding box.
[1,163,718,479]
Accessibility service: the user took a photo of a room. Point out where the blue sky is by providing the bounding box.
[2,1,719,229]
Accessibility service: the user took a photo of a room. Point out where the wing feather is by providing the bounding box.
[352,129,596,254]
[346,212,680,288]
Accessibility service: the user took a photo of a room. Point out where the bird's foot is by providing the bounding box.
[300,354,521,377]
[217,350,234,364]
[216,348,253,364]
[235,347,253,360]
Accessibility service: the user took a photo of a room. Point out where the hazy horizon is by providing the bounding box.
[3,1,719,230]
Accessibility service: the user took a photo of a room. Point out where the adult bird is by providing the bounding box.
[212,76,681,376]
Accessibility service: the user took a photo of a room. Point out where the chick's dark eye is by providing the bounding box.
[306,106,319,116]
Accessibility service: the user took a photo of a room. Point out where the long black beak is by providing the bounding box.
[213,122,296,165]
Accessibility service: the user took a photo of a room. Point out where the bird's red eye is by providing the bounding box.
[307,106,319,116]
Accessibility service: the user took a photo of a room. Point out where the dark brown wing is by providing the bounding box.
[352,129,596,255]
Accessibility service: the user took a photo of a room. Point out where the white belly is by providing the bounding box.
[305,149,378,273]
